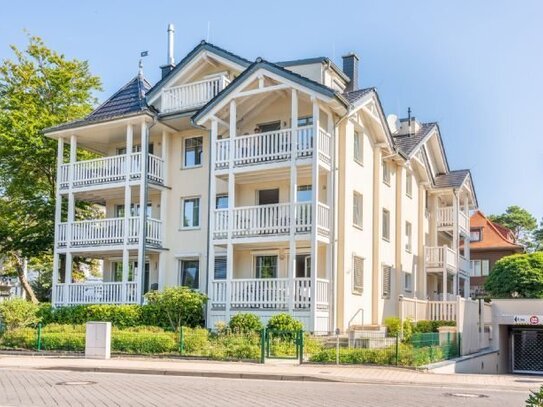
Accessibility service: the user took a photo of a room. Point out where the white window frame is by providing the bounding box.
[352,256,364,295]
[404,271,413,293]
[180,196,201,230]
[382,159,391,186]
[471,259,490,277]
[353,191,363,229]
[382,265,392,299]
[406,171,413,198]
[470,228,482,242]
[183,136,204,169]
[353,131,364,165]
[178,258,200,289]
[405,221,412,253]
[382,208,391,242]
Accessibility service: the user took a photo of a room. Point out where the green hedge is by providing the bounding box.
[37,302,204,329]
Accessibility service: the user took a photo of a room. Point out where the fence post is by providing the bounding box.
[299,330,304,365]
[179,326,184,354]
[36,323,42,352]
[395,332,399,366]
[260,328,266,364]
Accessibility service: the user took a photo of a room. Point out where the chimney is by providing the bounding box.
[342,52,359,92]
[160,24,175,78]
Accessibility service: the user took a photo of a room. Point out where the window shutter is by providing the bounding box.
[353,256,364,295]
[382,266,391,299]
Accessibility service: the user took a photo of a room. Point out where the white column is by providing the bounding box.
[371,146,382,324]
[161,130,169,185]
[288,90,298,313]
[158,251,166,291]
[310,99,320,332]
[417,184,426,299]
[137,122,149,303]
[207,119,218,321]
[452,194,459,296]
[395,164,403,302]
[52,137,64,305]
[65,135,77,299]
[225,102,236,321]
[122,124,133,302]
[326,110,334,333]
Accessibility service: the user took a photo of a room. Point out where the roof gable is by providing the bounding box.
[146,41,251,102]
[193,58,345,125]
[392,122,436,157]
[470,210,523,251]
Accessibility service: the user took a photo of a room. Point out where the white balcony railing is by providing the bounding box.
[437,206,470,235]
[59,153,164,190]
[213,202,330,240]
[162,75,230,113]
[210,278,328,310]
[425,246,457,271]
[57,217,162,248]
[214,126,331,170]
[54,282,138,305]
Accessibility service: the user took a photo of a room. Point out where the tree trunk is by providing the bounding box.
[13,254,39,304]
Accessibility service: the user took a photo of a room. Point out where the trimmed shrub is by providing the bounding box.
[413,320,456,333]
[182,327,210,354]
[384,317,401,337]
[266,313,303,332]
[0,299,40,330]
[112,331,176,354]
[228,313,263,334]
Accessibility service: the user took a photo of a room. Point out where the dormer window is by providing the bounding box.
[470,228,482,242]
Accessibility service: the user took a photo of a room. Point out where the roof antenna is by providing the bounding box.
[407,107,412,137]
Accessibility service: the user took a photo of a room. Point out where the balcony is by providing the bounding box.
[54,282,138,305]
[437,207,469,235]
[210,278,329,310]
[57,217,162,249]
[212,202,330,241]
[161,75,230,113]
[425,246,457,272]
[214,126,331,171]
[59,153,164,191]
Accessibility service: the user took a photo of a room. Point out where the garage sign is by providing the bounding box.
[513,315,543,325]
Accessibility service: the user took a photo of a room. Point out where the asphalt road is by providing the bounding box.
[0,368,528,406]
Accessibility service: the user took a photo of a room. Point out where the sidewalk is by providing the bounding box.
[0,353,541,391]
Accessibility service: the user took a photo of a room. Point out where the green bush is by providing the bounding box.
[214,332,260,360]
[526,385,543,407]
[0,299,40,330]
[0,327,36,348]
[413,320,456,333]
[112,331,176,354]
[228,313,263,334]
[182,327,210,354]
[266,313,303,332]
[384,317,401,337]
[145,287,207,331]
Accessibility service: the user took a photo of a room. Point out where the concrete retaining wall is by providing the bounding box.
[424,349,499,374]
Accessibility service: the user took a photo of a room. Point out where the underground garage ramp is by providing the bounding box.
[512,329,543,374]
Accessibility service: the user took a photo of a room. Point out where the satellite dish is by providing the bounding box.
[386,114,400,133]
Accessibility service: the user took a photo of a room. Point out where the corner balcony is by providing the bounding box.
[57,217,163,250]
[58,153,164,192]
[214,126,332,172]
[437,207,469,235]
[212,202,331,242]
[161,75,230,113]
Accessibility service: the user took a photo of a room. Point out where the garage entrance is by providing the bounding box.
[512,328,543,374]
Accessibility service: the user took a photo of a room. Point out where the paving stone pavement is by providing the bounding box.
[0,368,529,406]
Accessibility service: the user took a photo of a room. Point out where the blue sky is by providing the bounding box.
[1,0,542,220]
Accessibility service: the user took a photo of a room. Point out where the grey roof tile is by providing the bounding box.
[434,169,471,189]
[45,75,152,133]
[392,122,436,156]
[343,87,375,104]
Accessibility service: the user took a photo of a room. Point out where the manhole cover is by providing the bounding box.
[56,381,96,386]
[444,393,489,399]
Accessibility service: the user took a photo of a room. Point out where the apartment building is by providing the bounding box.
[44,26,477,332]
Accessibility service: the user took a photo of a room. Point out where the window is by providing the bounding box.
[214,257,227,280]
[470,228,482,242]
[257,121,281,133]
[216,195,228,209]
[353,256,364,295]
[354,131,363,164]
[179,259,199,289]
[404,272,413,292]
[405,221,412,252]
[471,260,490,277]
[297,185,312,202]
[295,255,311,278]
[382,160,391,185]
[115,203,152,218]
[382,209,390,241]
[382,266,392,299]
[184,137,203,168]
[297,116,313,127]
[181,197,200,228]
[117,144,154,155]
[406,172,413,197]
[353,192,363,228]
[255,256,277,279]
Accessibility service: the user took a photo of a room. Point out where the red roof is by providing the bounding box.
[470,210,524,251]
